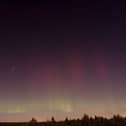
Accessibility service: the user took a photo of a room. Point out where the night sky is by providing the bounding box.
[0,1,126,122]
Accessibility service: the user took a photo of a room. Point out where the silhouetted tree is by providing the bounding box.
[81,114,90,126]
[30,118,37,123]
[65,117,69,123]
[64,117,70,126]
[29,118,37,126]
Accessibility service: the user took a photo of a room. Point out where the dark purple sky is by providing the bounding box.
[0,1,126,122]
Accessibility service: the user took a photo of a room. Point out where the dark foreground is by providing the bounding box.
[0,114,126,126]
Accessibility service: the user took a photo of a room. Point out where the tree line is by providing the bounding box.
[1,114,126,126]
[27,114,126,126]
